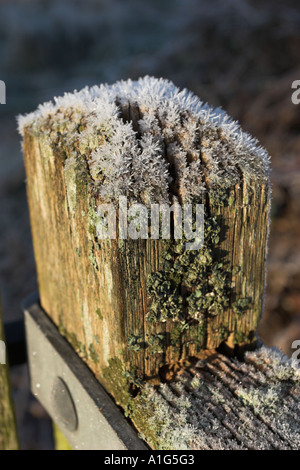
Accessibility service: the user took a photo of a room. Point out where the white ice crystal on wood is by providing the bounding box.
[142,347,300,450]
[18,76,270,205]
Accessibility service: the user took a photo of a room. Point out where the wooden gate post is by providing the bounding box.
[0,294,19,450]
[19,77,282,448]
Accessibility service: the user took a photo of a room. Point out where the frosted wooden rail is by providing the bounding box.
[18,77,300,449]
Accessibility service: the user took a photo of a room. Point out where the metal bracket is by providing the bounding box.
[23,294,147,450]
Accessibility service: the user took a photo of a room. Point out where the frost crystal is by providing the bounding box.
[140,347,300,450]
[18,76,270,205]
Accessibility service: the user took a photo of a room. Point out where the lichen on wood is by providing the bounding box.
[19,77,271,439]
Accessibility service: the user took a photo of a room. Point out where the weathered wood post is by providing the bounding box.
[0,294,19,450]
[20,77,298,450]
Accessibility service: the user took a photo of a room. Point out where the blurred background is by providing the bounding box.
[0,0,299,449]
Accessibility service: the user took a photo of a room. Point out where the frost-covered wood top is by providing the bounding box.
[18,76,270,205]
[138,346,300,450]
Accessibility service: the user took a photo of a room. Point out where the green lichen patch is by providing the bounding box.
[74,247,81,257]
[147,270,184,323]
[88,343,99,363]
[88,240,98,271]
[208,186,230,207]
[233,330,255,345]
[237,383,284,415]
[146,213,231,341]
[146,333,166,354]
[215,325,230,344]
[58,318,87,359]
[129,383,199,450]
[170,323,187,347]
[245,346,300,384]
[127,334,143,352]
[233,298,250,316]
[101,357,132,409]
[95,308,103,321]
[145,201,257,354]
